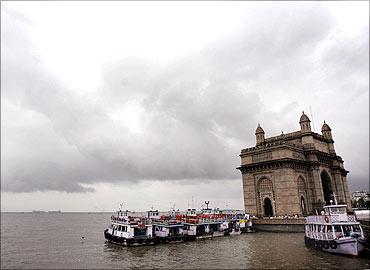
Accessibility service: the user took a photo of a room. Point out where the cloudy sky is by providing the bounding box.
[1,2,369,212]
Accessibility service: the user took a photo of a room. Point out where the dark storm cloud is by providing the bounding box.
[2,4,368,193]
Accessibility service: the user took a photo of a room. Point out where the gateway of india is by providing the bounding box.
[237,112,351,217]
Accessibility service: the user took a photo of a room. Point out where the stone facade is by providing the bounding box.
[237,112,351,217]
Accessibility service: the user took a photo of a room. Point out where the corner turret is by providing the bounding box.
[321,121,332,139]
[255,123,265,145]
[299,111,311,133]
[321,121,335,154]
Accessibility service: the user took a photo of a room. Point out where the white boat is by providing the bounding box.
[104,202,255,246]
[151,209,195,243]
[153,221,189,243]
[305,203,366,256]
[104,209,157,246]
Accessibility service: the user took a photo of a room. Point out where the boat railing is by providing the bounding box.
[306,215,326,223]
[306,214,356,224]
[307,228,335,240]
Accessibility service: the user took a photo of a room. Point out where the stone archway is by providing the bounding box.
[263,197,273,217]
[321,170,333,205]
[257,178,274,217]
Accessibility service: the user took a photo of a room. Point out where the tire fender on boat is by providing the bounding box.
[329,240,337,249]
[322,241,329,249]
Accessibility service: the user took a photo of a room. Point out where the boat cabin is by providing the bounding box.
[147,210,160,220]
[186,208,197,217]
[323,205,349,222]
[154,223,184,238]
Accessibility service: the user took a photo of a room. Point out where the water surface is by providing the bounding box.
[1,213,369,269]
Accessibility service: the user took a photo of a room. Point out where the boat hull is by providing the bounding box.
[156,234,196,243]
[241,227,255,233]
[229,229,242,235]
[304,236,365,256]
[104,229,158,246]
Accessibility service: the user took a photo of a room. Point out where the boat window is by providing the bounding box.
[342,225,352,237]
[330,207,346,214]
[333,225,342,232]
[353,225,361,232]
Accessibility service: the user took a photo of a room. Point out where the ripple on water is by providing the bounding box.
[1,213,369,269]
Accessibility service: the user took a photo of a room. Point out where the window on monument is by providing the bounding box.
[259,179,273,192]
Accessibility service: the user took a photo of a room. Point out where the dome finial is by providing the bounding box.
[299,111,310,123]
[255,123,265,134]
[321,121,331,132]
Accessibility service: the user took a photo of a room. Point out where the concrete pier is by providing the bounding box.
[253,218,305,232]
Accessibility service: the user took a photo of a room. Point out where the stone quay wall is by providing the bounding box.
[252,218,305,232]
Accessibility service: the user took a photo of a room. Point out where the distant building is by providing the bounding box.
[352,191,370,202]
[237,112,351,217]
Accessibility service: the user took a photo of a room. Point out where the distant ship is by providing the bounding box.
[32,210,46,213]
[48,210,62,213]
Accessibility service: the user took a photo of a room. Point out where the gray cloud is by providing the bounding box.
[1,4,368,193]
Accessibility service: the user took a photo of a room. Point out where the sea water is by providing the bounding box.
[1,213,369,269]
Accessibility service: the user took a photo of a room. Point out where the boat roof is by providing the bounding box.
[323,204,347,208]
[158,224,183,227]
[306,222,361,225]
[183,221,223,225]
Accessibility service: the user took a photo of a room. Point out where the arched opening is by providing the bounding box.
[263,197,273,217]
[321,171,333,205]
[257,178,274,217]
[297,176,308,214]
[300,196,306,215]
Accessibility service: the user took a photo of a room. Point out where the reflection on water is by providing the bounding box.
[1,213,369,269]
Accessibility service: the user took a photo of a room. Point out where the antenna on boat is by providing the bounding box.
[332,193,338,205]
[192,196,194,209]
[205,201,210,210]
